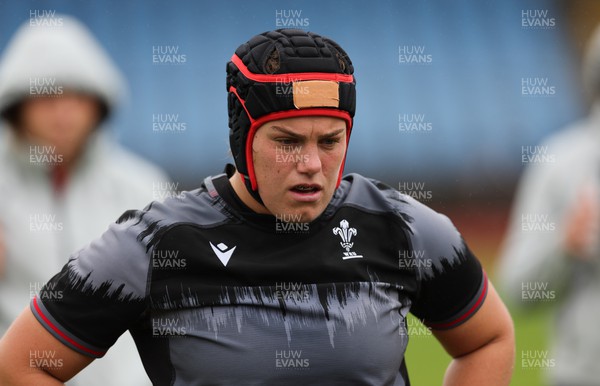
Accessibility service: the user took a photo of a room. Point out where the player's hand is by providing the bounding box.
[564,184,600,260]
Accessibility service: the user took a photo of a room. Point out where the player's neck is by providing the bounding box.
[229,171,270,215]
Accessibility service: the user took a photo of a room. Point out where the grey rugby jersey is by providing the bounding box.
[31,172,487,386]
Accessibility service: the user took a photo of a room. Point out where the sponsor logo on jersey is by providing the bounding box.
[210,242,237,266]
[332,219,363,259]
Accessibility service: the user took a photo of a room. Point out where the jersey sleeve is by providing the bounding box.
[402,197,488,330]
[30,211,151,358]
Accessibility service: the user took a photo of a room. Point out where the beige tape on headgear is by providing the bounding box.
[292,80,340,109]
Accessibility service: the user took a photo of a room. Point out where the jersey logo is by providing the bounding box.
[209,242,237,266]
[332,219,363,259]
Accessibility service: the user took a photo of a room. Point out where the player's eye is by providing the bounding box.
[276,138,299,146]
[320,137,341,148]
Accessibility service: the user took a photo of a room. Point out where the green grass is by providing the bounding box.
[405,307,553,385]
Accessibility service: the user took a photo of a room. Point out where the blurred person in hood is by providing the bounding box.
[498,24,600,386]
[0,14,169,386]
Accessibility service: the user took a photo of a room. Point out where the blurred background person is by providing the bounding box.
[0,15,170,386]
[498,24,600,386]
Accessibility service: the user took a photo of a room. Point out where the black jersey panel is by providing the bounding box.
[147,206,416,312]
[409,242,486,328]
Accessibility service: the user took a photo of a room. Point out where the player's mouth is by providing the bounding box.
[289,184,323,202]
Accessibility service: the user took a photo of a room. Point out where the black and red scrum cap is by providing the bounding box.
[226,29,356,195]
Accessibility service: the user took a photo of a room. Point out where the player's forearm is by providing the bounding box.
[0,344,65,385]
[0,367,65,386]
[442,333,514,386]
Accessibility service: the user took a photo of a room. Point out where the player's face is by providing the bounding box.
[252,116,347,223]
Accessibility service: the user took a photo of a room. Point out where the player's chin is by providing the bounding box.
[294,203,328,223]
[281,191,332,222]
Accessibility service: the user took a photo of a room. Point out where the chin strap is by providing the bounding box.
[242,173,264,205]
[225,164,264,206]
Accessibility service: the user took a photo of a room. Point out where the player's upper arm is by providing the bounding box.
[0,307,93,385]
[432,280,514,359]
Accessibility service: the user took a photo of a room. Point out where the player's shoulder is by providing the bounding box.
[339,173,466,272]
[337,173,404,212]
[338,173,447,220]
[116,174,232,244]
